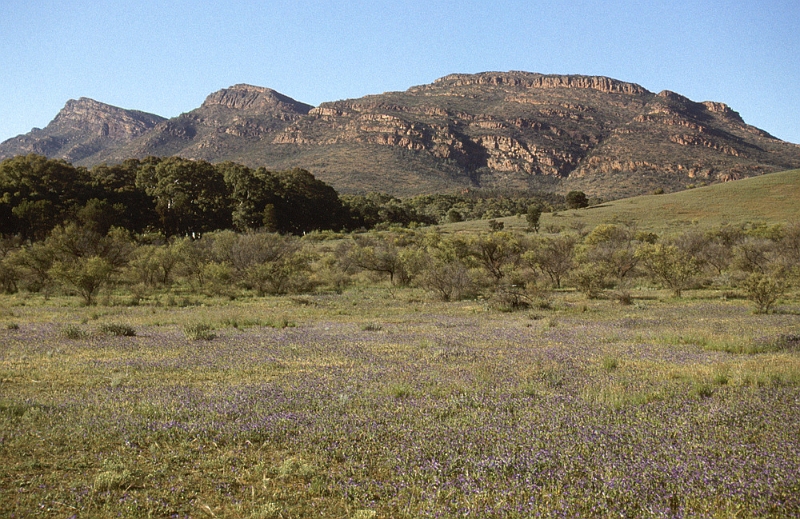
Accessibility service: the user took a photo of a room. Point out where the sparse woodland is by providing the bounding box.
[0,154,798,312]
[2,155,800,518]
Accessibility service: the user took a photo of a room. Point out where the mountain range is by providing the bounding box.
[3,71,799,199]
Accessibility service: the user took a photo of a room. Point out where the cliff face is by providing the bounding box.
[3,72,799,198]
[201,84,312,114]
[0,98,165,163]
[88,84,314,164]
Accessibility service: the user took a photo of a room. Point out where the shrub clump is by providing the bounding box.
[61,324,89,340]
[99,323,136,337]
[183,323,216,341]
[741,273,786,314]
[361,323,383,331]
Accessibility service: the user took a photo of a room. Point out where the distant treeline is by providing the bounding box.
[0,154,564,240]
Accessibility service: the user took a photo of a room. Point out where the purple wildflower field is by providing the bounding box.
[1,292,799,518]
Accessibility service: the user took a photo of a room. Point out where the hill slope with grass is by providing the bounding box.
[471,168,800,235]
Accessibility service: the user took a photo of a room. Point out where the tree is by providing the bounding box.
[446,208,463,223]
[347,233,410,285]
[635,243,699,297]
[581,224,639,284]
[127,242,181,287]
[416,231,474,301]
[734,237,778,275]
[49,256,113,305]
[0,154,91,239]
[135,157,232,237]
[9,242,55,294]
[523,235,576,288]
[741,272,786,314]
[526,204,542,232]
[565,191,589,209]
[89,160,158,233]
[272,168,348,234]
[41,223,133,304]
[220,162,281,232]
[468,231,520,282]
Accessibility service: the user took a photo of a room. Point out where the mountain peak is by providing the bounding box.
[2,71,799,199]
[428,71,650,95]
[201,84,312,114]
[0,98,165,163]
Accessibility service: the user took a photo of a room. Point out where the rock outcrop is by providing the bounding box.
[0,98,164,163]
[2,72,799,199]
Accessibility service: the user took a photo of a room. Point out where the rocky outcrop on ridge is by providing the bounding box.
[2,72,799,198]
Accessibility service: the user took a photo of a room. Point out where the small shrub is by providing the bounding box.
[542,317,558,329]
[361,323,383,331]
[388,383,413,399]
[613,290,633,305]
[99,323,136,337]
[6,322,19,330]
[712,372,729,385]
[691,383,714,398]
[265,317,295,329]
[491,285,532,311]
[488,219,504,231]
[276,457,316,480]
[249,503,281,519]
[183,323,216,341]
[741,273,786,314]
[601,356,619,372]
[93,468,132,490]
[62,324,89,340]
[543,223,563,234]
[750,333,800,354]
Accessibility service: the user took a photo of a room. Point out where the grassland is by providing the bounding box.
[3,169,800,517]
[450,168,800,235]
[1,286,799,518]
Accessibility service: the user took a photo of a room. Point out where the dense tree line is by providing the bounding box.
[0,154,352,239]
[0,154,567,240]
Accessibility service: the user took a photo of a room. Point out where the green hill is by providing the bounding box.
[470,168,800,235]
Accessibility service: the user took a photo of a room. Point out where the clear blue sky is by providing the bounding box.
[2,0,799,144]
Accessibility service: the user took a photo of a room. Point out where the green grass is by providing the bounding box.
[445,168,800,235]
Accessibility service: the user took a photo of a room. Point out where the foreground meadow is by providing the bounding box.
[1,288,799,518]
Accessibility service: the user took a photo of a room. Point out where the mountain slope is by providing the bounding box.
[0,98,165,164]
[89,84,313,165]
[489,168,800,235]
[2,72,799,199]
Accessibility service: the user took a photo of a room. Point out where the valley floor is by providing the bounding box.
[1,288,799,518]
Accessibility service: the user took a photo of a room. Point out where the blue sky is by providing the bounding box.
[2,0,799,144]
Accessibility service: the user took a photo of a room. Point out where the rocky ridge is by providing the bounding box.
[2,72,799,198]
[0,98,165,163]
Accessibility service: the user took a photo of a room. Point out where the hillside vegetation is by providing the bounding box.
[480,168,800,235]
[1,163,800,517]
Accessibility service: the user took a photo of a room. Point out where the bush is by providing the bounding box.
[565,191,589,209]
[62,324,89,340]
[361,323,383,331]
[99,323,136,337]
[741,272,786,314]
[183,323,216,341]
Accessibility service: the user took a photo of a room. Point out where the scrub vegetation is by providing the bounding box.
[1,163,800,517]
